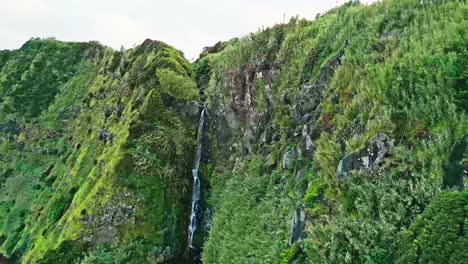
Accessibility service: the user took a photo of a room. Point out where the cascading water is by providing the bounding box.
[188,107,206,261]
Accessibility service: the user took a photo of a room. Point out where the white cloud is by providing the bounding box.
[0,0,377,59]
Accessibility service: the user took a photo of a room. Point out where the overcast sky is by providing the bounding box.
[1,0,376,60]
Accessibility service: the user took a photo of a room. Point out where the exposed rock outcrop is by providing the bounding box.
[337,133,394,179]
[289,206,306,245]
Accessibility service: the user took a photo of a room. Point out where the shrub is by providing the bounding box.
[396,191,468,264]
[156,69,199,101]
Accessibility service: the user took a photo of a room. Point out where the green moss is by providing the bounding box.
[0,37,198,263]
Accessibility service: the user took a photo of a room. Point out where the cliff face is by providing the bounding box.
[0,0,467,263]
[197,1,467,263]
[0,38,200,263]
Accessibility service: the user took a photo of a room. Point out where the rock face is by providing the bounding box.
[207,58,280,159]
[82,194,136,244]
[225,63,278,125]
[283,151,293,170]
[337,133,394,179]
[200,20,356,263]
[289,206,306,245]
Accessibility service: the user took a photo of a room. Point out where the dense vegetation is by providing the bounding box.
[0,38,200,263]
[197,0,467,263]
[0,0,466,263]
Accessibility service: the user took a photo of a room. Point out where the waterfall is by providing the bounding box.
[188,107,206,255]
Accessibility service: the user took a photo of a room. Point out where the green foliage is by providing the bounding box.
[280,243,300,264]
[203,157,294,263]
[201,0,467,263]
[221,38,254,69]
[314,133,342,181]
[303,181,328,218]
[80,240,168,264]
[36,240,88,264]
[0,38,82,119]
[156,69,199,101]
[395,191,467,264]
[0,38,197,263]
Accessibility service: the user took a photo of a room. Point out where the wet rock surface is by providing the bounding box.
[283,151,293,170]
[289,206,306,245]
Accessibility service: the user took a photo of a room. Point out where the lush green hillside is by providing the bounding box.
[0,0,467,263]
[197,0,467,263]
[0,38,200,263]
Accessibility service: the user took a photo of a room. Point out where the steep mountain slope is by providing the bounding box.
[196,0,467,263]
[0,0,467,263]
[0,39,200,263]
